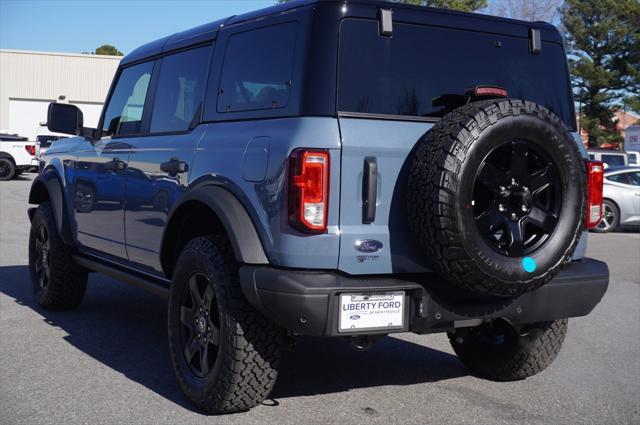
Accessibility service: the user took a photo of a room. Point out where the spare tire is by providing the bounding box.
[407,99,585,297]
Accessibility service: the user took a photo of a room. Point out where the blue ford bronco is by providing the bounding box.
[28,0,609,414]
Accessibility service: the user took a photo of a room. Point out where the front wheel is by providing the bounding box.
[449,318,567,381]
[168,236,284,414]
[28,202,88,309]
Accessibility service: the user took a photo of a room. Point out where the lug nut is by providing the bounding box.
[498,204,505,212]
[205,310,208,316]
[521,204,528,211]
[511,213,517,220]
[511,178,516,185]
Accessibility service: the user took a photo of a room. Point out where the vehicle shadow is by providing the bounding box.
[0,265,467,410]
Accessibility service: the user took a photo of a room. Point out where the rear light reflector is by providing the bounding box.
[585,160,604,228]
[289,149,329,232]
[25,145,36,156]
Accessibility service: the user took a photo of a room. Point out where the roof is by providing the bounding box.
[121,0,562,66]
[604,165,640,174]
[0,133,28,141]
[587,147,625,152]
[0,49,123,61]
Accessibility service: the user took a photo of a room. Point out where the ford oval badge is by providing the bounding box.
[355,239,383,253]
[350,315,361,320]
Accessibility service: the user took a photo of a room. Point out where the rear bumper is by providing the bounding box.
[239,258,609,337]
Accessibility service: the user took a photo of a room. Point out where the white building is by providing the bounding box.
[0,49,121,140]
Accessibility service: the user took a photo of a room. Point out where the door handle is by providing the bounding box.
[362,157,377,223]
[160,157,189,175]
[105,157,126,172]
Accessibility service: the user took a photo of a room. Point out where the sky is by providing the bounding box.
[0,0,276,55]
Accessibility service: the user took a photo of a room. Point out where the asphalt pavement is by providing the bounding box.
[1,174,639,425]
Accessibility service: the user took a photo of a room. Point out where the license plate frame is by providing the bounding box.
[338,291,405,333]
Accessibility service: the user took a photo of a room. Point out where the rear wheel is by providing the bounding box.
[168,236,284,414]
[0,158,16,181]
[449,319,568,381]
[592,199,619,233]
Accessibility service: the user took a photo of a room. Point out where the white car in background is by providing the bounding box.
[587,149,629,168]
[0,133,37,180]
[626,151,639,166]
[36,135,67,157]
[593,166,640,232]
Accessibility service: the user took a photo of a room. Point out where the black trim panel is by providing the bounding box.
[240,258,609,336]
[73,254,170,299]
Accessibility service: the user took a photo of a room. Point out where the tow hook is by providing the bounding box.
[348,335,386,351]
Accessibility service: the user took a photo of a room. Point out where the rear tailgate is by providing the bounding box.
[338,118,433,274]
[336,18,577,275]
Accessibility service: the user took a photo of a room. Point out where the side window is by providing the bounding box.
[217,22,297,113]
[102,61,154,137]
[588,154,595,160]
[626,172,640,186]
[150,45,212,133]
[607,173,630,184]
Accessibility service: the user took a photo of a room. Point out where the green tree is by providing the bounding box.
[562,0,640,146]
[94,44,123,56]
[277,0,486,12]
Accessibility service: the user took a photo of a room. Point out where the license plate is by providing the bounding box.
[339,292,404,333]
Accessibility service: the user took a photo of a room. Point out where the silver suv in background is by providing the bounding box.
[593,166,640,232]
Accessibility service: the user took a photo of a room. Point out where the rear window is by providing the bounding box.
[217,22,297,113]
[338,19,575,129]
[601,154,626,167]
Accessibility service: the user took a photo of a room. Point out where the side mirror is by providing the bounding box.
[47,103,83,135]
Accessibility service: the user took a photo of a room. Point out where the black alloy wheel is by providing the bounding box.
[0,158,15,180]
[28,202,88,309]
[408,99,585,297]
[472,140,562,257]
[179,273,221,378]
[33,224,51,292]
[594,200,618,233]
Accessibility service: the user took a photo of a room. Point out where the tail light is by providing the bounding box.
[466,86,508,98]
[289,149,329,232]
[585,160,604,228]
[25,145,36,156]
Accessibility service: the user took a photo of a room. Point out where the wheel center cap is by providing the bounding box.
[197,317,206,333]
[499,180,532,218]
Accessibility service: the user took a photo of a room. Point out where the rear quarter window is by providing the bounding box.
[606,173,629,184]
[338,19,575,129]
[217,22,297,113]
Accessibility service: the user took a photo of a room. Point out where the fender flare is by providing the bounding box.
[28,171,74,245]
[0,151,16,162]
[162,184,268,267]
